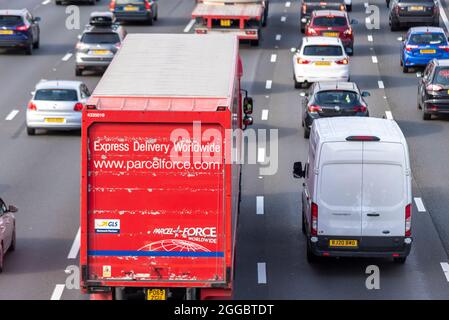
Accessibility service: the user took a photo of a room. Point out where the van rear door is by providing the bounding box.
[361,142,408,237]
[317,142,362,236]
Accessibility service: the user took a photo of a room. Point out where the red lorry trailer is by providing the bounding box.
[192,0,269,46]
[80,34,254,300]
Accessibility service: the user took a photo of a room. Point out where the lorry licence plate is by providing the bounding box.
[329,240,358,247]
[220,19,231,27]
[146,289,166,300]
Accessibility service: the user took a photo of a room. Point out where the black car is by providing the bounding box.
[417,59,449,120]
[301,81,370,138]
[0,9,40,55]
[300,0,346,33]
[389,0,439,31]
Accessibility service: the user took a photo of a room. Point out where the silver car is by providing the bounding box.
[26,80,90,135]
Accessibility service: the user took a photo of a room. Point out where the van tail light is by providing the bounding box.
[145,0,151,10]
[297,57,310,64]
[311,202,318,236]
[335,58,349,65]
[302,4,307,14]
[405,45,418,52]
[16,25,29,31]
[405,204,411,237]
[109,0,116,11]
[245,30,257,35]
[426,84,443,92]
[74,103,84,112]
[438,45,449,52]
[308,105,322,113]
[353,105,367,113]
[28,101,37,111]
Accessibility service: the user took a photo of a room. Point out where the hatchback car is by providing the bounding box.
[301,81,370,138]
[26,80,91,135]
[75,13,126,76]
[305,10,356,55]
[389,0,439,31]
[110,0,158,25]
[293,36,350,88]
[0,198,17,273]
[300,0,346,33]
[399,27,449,73]
[55,0,98,4]
[0,9,40,55]
[417,59,449,120]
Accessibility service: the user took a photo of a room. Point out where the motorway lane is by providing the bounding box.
[235,0,449,299]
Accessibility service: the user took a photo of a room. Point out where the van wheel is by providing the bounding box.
[393,257,407,264]
[303,127,310,139]
[306,243,318,263]
[301,211,306,235]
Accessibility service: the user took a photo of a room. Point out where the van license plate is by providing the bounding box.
[329,239,358,247]
[146,289,166,300]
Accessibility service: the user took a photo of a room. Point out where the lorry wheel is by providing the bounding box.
[393,257,407,264]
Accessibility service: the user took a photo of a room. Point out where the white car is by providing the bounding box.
[292,37,349,89]
[26,80,91,135]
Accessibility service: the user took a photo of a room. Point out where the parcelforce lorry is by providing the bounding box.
[80,34,254,300]
[192,0,269,46]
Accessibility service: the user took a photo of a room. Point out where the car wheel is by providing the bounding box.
[25,43,32,55]
[423,111,431,120]
[402,65,409,73]
[75,67,83,76]
[294,77,302,89]
[33,36,40,49]
[55,0,62,5]
[154,8,158,21]
[304,126,310,139]
[9,230,16,252]
[390,20,399,31]
[393,257,407,263]
[27,127,36,135]
[306,242,318,263]
[147,14,154,26]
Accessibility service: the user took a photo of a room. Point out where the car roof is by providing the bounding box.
[409,26,445,34]
[35,80,83,91]
[0,9,28,16]
[433,59,449,66]
[313,117,406,144]
[312,10,346,17]
[315,81,358,92]
[303,36,343,45]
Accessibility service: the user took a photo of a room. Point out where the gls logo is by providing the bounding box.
[95,219,120,234]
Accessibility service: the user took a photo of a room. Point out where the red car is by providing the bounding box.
[0,198,17,273]
[305,10,357,55]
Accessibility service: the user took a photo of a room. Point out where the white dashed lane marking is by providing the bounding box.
[67,228,81,259]
[257,262,267,284]
[276,34,281,41]
[385,111,393,119]
[378,80,384,89]
[62,53,73,62]
[281,16,286,22]
[372,56,378,63]
[367,35,373,42]
[270,54,277,63]
[256,196,264,215]
[261,109,269,120]
[50,284,65,300]
[5,110,19,121]
[265,80,272,89]
[184,19,196,33]
[414,197,426,212]
[441,262,449,282]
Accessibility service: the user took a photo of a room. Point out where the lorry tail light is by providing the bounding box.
[297,57,310,64]
[308,105,322,113]
[216,106,227,111]
[74,102,84,111]
[426,84,443,92]
[16,25,29,31]
[335,58,348,65]
[109,0,116,11]
[27,101,37,111]
[311,202,318,236]
[405,204,411,237]
[302,4,307,14]
[353,105,367,112]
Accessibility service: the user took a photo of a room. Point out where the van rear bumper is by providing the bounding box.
[310,236,412,258]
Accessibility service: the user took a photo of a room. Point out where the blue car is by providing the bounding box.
[400,27,449,73]
[110,0,158,25]
[0,9,40,55]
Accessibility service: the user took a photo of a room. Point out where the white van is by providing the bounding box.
[293,117,412,263]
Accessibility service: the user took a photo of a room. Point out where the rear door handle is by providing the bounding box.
[367,213,380,217]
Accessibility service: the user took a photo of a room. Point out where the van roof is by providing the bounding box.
[313,117,406,144]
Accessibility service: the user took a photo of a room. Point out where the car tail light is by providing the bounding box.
[311,202,318,236]
[306,27,317,36]
[426,84,443,91]
[438,45,449,52]
[297,57,310,64]
[308,105,322,113]
[74,103,84,112]
[302,4,307,14]
[344,28,352,36]
[335,58,349,65]
[196,29,207,34]
[353,105,367,112]
[109,0,116,10]
[405,204,411,237]
[405,45,418,52]
[145,0,151,10]
[16,25,29,31]
[114,42,121,49]
[28,101,37,111]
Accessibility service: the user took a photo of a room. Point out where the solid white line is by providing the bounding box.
[286,1,291,7]
[372,56,378,63]
[42,0,51,5]
[257,262,267,284]
[276,34,281,41]
[414,197,426,212]
[258,148,265,163]
[50,284,65,300]
[67,228,81,259]
[265,80,272,89]
[5,110,19,121]
[281,16,286,22]
[367,35,373,42]
[184,19,196,33]
[62,53,72,62]
[441,262,449,281]
[261,109,269,120]
[270,54,277,63]
[385,111,393,119]
[378,80,384,89]
[437,0,449,32]
[256,196,264,215]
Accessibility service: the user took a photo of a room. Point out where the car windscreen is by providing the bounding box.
[312,16,347,27]
[303,45,343,56]
[0,15,23,26]
[434,68,449,85]
[409,33,447,45]
[34,89,78,101]
[81,32,120,44]
[315,90,358,106]
[116,0,145,4]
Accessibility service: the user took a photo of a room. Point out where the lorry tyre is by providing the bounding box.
[394,257,407,264]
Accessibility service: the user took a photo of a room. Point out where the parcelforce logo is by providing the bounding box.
[87,113,105,118]
[152,226,217,238]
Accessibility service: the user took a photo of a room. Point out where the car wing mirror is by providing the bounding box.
[8,205,18,213]
[397,36,404,42]
[77,34,82,40]
[293,161,306,179]
[243,115,253,130]
[243,97,254,115]
[300,92,308,97]
[34,17,41,22]
[361,91,371,97]
[30,91,35,96]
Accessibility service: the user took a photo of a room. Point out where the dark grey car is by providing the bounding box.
[389,0,439,31]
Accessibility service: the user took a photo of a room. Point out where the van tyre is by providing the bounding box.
[27,127,36,136]
[304,126,310,139]
[394,257,407,263]
[306,242,318,263]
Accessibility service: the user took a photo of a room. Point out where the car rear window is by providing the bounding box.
[409,33,447,45]
[312,16,347,27]
[81,32,120,44]
[34,89,78,101]
[399,0,434,2]
[116,0,145,4]
[0,15,23,26]
[315,91,358,105]
[434,68,449,85]
[303,45,343,56]
[305,4,342,14]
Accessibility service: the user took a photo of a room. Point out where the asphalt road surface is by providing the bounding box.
[0,0,448,300]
